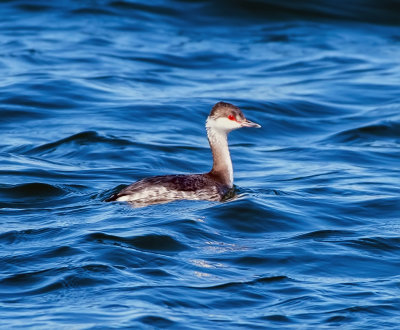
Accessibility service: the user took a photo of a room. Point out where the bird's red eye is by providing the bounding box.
[228,115,235,121]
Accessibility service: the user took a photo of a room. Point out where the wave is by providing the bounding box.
[18,131,132,157]
[84,232,190,253]
[0,182,85,209]
[293,229,357,240]
[0,263,116,297]
[0,182,65,199]
[325,121,400,145]
[0,227,66,246]
[204,198,305,233]
[6,0,400,25]
[198,275,289,290]
[209,0,400,25]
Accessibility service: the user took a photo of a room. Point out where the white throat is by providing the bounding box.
[206,118,234,187]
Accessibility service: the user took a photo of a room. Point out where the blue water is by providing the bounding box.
[1,0,400,328]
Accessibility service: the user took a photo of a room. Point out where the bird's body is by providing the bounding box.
[106,102,260,206]
[109,173,231,206]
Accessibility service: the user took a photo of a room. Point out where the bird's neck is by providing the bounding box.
[206,126,233,187]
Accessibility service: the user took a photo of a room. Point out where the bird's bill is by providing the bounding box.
[240,119,261,128]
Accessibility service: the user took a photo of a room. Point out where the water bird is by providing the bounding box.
[106,102,261,206]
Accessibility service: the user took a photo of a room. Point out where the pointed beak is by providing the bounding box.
[240,119,261,128]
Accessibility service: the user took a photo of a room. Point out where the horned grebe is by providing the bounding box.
[106,102,260,206]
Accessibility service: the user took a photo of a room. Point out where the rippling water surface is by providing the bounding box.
[1,0,400,328]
